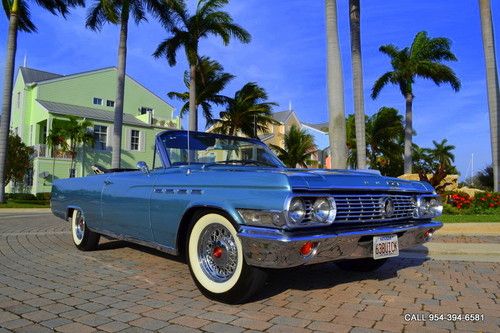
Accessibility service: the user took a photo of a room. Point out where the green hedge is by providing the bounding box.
[6,192,51,201]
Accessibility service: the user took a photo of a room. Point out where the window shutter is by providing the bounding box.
[106,125,113,150]
[126,129,131,151]
[139,131,145,152]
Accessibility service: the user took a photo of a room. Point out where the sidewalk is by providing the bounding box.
[438,222,500,235]
[0,208,51,213]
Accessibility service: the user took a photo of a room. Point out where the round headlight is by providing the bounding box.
[312,197,336,223]
[288,198,306,224]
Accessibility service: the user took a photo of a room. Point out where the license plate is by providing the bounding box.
[373,235,399,259]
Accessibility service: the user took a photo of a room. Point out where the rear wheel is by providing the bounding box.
[336,258,388,272]
[71,210,100,251]
[186,211,266,304]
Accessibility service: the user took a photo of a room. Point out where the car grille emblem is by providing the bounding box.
[381,197,395,218]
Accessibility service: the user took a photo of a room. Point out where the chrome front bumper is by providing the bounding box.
[238,220,442,268]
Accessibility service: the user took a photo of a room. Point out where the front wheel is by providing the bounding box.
[336,258,388,272]
[71,210,100,251]
[186,211,266,304]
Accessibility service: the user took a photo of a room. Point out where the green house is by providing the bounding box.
[8,66,180,194]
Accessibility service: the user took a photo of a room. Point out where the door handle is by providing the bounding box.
[104,180,113,185]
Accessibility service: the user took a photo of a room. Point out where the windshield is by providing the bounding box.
[159,131,284,168]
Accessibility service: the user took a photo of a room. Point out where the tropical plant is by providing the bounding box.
[154,0,251,131]
[325,0,347,169]
[168,56,234,125]
[465,164,494,191]
[4,132,34,187]
[86,0,177,169]
[62,117,94,176]
[47,126,69,181]
[371,31,461,174]
[346,107,404,176]
[479,0,499,192]
[271,125,317,168]
[0,0,84,202]
[49,117,94,178]
[412,139,457,191]
[211,82,278,137]
[348,0,366,169]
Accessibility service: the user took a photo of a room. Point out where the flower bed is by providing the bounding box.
[443,191,500,215]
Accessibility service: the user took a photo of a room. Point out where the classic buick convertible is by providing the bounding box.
[51,130,442,303]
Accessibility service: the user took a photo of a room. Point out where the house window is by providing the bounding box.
[130,130,140,151]
[106,100,115,107]
[140,107,153,115]
[93,125,107,150]
[93,97,103,105]
[25,168,33,187]
[69,169,76,178]
[16,92,21,108]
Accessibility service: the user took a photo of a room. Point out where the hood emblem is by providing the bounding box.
[381,197,395,218]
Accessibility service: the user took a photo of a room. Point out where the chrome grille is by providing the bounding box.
[302,194,416,223]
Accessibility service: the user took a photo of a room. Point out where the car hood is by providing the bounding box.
[282,168,433,192]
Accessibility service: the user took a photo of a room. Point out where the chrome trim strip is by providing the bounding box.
[88,227,178,256]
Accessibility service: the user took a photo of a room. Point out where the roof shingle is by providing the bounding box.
[36,100,150,127]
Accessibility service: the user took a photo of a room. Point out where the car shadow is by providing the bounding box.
[250,254,430,302]
[97,239,185,264]
[97,238,431,301]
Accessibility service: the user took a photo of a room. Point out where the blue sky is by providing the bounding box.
[0,0,498,179]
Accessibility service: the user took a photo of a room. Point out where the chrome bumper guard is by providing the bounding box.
[238,220,442,268]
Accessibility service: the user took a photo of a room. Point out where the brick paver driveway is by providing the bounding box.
[0,211,499,333]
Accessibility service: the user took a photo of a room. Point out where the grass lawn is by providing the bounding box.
[440,214,500,223]
[0,200,50,208]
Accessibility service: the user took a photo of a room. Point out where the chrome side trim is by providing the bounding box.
[88,227,178,256]
[238,220,442,268]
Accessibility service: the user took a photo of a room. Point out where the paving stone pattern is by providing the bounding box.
[0,213,498,332]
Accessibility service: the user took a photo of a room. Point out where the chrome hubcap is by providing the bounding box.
[198,223,238,282]
[75,212,85,241]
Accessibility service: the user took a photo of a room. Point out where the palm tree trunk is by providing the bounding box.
[0,2,19,202]
[349,0,366,170]
[479,0,499,192]
[189,64,197,131]
[111,3,130,169]
[404,93,413,174]
[325,0,347,169]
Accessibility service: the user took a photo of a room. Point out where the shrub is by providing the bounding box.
[7,193,37,200]
[472,192,500,210]
[447,192,472,209]
[36,193,51,201]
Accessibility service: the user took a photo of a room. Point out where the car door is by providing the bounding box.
[100,170,159,241]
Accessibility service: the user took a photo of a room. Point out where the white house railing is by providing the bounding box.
[32,144,72,159]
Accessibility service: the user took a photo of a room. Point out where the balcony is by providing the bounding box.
[152,118,178,128]
[32,144,72,159]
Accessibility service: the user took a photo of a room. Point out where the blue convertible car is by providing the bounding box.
[51,130,442,303]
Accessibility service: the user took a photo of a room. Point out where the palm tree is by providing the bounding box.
[212,83,278,137]
[371,31,461,174]
[346,107,404,176]
[168,56,234,126]
[47,126,69,182]
[271,125,317,168]
[86,0,177,169]
[325,0,347,169]
[0,0,84,202]
[348,0,366,169]
[431,138,455,169]
[154,0,251,131]
[479,0,499,192]
[61,117,94,176]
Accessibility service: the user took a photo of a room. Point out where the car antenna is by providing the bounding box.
[186,114,190,166]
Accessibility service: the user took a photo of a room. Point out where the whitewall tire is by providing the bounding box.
[71,210,100,251]
[186,211,266,303]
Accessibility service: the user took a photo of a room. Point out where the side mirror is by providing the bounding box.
[137,161,149,175]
